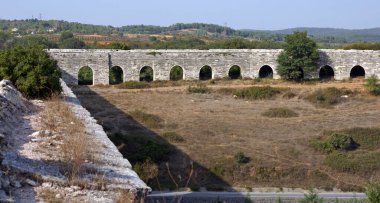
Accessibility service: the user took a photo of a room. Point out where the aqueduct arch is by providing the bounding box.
[47,49,380,85]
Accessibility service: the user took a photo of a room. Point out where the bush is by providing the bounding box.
[234,86,281,100]
[133,159,158,182]
[299,190,323,203]
[188,84,210,94]
[234,152,250,165]
[328,133,356,151]
[262,107,298,118]
[365,75,380,95]
[161,132,185,143]
[324,151,380,174]
[305,87,352,108]
[366,183,380,203]
[0,45,61,99]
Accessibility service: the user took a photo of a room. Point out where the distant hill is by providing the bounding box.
[1,19,380,42]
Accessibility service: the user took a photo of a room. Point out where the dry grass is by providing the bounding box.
[74,80,380,191]
[40,96,90,182]
[37,188,63,203]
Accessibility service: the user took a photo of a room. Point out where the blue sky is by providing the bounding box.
[1,0,379,30]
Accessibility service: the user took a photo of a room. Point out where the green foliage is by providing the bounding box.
[199,66,212,80]
[324,151,380,174]
[11,36,58,48]
[0,45,61,99]
[343,42,380,50]
[188,84,210,94]
[78,66,93,85]
[277,32,319,81]
[329,133,356,151]
[108,42,130,50]
[139,66,153,82]
[234,86,282,100]
[109,66,123,85]
[234,152,250,165]
[58,31,85,49]
[170,66,183,81]
[365,75,380,95]
[161,132,185,143]
[299,190,323,203]
[130,110,163,128]
[262,107,298,118]
[228,65,241,79]
[305,87,353,108]
[366,183,380,203]
[117,81,150,89]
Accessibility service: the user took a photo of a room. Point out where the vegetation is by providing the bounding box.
[170,66,183,81]
[109,66,123,84]
[366,183,380,203]
[0,45,61,99]
[130,110,163,128]
[117,81,150,89]
[78,66,93,85]
[277,32,319,81]
[161,132,185,143]
[364,75,380,95]
[234,86,282,100]
[187,84,210,94]
[132,159,158,182]
[139,66,153,82]
[305,87,353,108]
[310,133,357,153]
[343,42,380,50]
[299,190,323,203]
[234,152,250,165]
[262,107,298,118]
[58,31,85,49]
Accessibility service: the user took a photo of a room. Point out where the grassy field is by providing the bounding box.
[73,79,380,192]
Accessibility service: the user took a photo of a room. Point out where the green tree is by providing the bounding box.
[299,190,323,203]
[277,32,319,81]
[58,31,85,49]
[0,45,61,99]
[108,42,130,50]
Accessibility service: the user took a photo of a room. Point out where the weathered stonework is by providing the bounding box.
[47,49,380,85]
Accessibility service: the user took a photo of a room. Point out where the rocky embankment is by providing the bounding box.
[0,80,150,202]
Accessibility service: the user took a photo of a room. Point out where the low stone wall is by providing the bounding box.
[60,79,151,195]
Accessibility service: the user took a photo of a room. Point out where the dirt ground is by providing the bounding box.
[73,80,380,191]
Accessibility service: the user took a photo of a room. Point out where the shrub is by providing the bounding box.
[305,87,352,108]
[328,133,356,151]
[365,75,380,95]
[366,183,380,203]
[234,86,281,100]
[0,45,61,99]
[133,159,158,182]
[283,91,297,99]
[324,151,380,173]
[234,152,250,165]
[262,107,298,118]
[162,132,185,143]
[117,81,150,89]
[188,84,210,94]
[299,190,323,203]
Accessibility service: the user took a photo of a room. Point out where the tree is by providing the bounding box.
[277,32,319,81]
[0,45,62,99]
[108,42,130,50]
[58,31,86,49]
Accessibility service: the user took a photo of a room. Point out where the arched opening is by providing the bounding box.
[170,66,184,81]
[110,66,123,84]
[319,65,334,80]
[199,65,212,80]
[259,65,273,78]
[140,66,153,82]
[228,65,241,79]
[78,66,93,85]
[350,66,365,78]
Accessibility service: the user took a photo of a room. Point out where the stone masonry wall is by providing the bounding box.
[47,49,380,85]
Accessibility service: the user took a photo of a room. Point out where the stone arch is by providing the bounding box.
[199,65,212,80]
[259,65,274,78]
[319,65,334,80]
[110,66,123,84]
[170,65,184,81]
[228,65,241,79]
[78,66,93,85]
[350,65,365,78]
[140,66,154,82]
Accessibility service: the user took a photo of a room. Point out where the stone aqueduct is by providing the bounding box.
[47,49,380,85]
